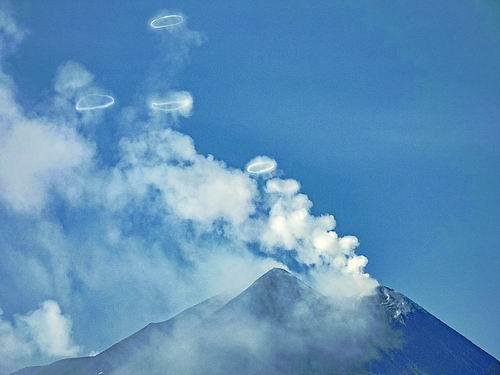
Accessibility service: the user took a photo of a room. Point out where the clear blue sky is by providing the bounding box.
[2,0,499,361]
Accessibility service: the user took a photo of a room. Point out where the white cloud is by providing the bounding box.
[310,266,379,300]
[158,158,256,225]
[0,7,25,56]
[99,128,377,298]
[256,177,377,297]
[0,308,34,374]
[54,61,94,95]
[0,51,94,213]
[0,7,383,371]
[266,178,300,195]
[104,129,257,227]
[17,300,80,358]
[0,10,23,40]
[0,301,79,374]
[0,118,93,212]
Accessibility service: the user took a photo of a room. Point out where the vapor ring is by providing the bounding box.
[150,100,190,112]
[246,160,277,175]
[150,15,184,29]
[75,94,115,112]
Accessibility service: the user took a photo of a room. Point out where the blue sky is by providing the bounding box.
[0,0,499,370]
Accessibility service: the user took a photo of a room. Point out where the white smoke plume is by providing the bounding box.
[0,5,379,373]
[95,124,376,297]
[0,301,79,374]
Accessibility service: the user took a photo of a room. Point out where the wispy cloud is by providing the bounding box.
[0,115,92,212]
[0,301,78,373]
[0,5,379,372]
[0,5,24,57]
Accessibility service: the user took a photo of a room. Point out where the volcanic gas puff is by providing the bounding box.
[150,91,193,117]
[75,94,114,112]
[246,156,277,176]
[150,14,184,29]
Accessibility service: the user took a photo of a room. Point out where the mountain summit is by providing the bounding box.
[13,268,499,375]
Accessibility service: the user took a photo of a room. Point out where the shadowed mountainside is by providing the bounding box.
[13,268,500,375]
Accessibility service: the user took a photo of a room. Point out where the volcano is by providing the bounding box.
[13,268,499,374]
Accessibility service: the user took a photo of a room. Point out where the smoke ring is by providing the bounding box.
[246,160,277,175]
[75,94,115,112]
[150,100,190,112]
[150,15,184,29]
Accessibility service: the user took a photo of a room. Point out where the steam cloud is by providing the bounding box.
[0,5,379,373]
[0,301,79,374]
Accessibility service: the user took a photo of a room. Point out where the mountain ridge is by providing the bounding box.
[12,268,500,375]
